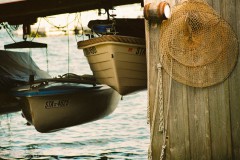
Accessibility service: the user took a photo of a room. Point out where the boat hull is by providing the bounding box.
[78,35,147,95]
[14,83,120,133]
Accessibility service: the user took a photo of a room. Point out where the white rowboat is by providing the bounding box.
[78,35,147,95]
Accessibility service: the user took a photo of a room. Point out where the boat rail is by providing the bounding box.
[78,35,145,49]
[29,74,97,86]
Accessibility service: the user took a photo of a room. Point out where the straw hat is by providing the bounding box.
[159,0,239,87]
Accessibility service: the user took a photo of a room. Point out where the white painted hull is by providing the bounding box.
[13,83,121,133]
[78,35,147,95]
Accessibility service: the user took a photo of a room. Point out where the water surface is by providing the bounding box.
[0,32,149,159]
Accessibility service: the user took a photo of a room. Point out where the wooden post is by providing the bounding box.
[144,0,240,159]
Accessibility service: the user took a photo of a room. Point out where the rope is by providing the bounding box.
[148,41,173,160]
[67,14,70,76]
[148,62,164,160]
[74,13,85,42]
[28,18,49,73]
[31,18,42,41]
[46,49,49,73]
[158,63,164,133]
[4,24,16,43]
[43,13,78,30]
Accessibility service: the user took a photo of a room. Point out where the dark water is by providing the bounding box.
[0,31,149,159]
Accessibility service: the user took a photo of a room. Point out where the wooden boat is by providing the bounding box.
[12,75,121,133]
[78,35,147,95]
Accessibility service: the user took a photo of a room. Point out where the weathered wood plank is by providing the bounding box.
[163,70,171,160]
[225,0,240,158]
[221,0,240,159]
[167,79,190,160]
[182,84,190,160]
[146,16,165,160]
[145,0,240,159]
[161,2,191,160]
[208,2,232,159]
[187,87,210,160]
[208,81,232,160]
[204,89,212,160]
[211,0,220,15]
[205,0,213,6]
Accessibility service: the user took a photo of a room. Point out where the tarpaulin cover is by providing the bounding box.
[0,50,51,90]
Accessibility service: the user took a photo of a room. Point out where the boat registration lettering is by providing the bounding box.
[136,48,145,56]
[45,99,69,109]
[84,47,97,56]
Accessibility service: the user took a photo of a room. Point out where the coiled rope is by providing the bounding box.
[148,47,173,160]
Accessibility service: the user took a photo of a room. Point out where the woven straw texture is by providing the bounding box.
[160,0,239,87]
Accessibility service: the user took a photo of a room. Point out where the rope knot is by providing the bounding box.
[160,145,167,160]
[162,144,166,149]
[157,63,162,70]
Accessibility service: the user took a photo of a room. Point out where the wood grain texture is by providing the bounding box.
[145,3,165,157]
[224,0,240,158]
[145,0,240,159]
[208,82,232,160]
[167,79,190,160]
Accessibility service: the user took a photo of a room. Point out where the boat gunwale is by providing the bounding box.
[77,35,146,49]
[12,82,105,97]
[13,87,103,97]
[78,41,145,49]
